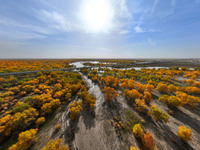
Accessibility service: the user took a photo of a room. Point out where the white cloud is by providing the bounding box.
[117,0,132,18]
[148,38,155,46]
[134,25,144,33]
[119,30,129,34]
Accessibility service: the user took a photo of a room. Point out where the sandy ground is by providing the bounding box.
[32,74,200,150]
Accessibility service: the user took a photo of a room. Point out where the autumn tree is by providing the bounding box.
[2,108,39,136]
[101,87,119,101]
[54,83,62,92]
[148,105,169,122]
[120,82,128,89]
[68,101,83,120]
[41,138,69,150]
[156,83,168,93]
[102,76,119,88]
[177,126,192,141]
[82,68,89,75]
[167,96,183,107]
[136,83,145,92]
[187,79,194,85]
[143,132,155,150]
[9,129,38,150]
[35,117,45,126]
[128,89,142,100]
[133,124,143,138]
[41,99,61,116]
[78,87,96,111]
[168,84,177,93]
[128,79,135,89]
[145,84,154,93]
[143,91,152,103]
[134,99,148,113]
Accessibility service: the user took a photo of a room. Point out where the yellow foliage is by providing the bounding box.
[41,99,61,116]
[53,91,64,98]
[68,101,83,120]
[133,124,143,138]
[9,128,38,150]
[41,138,69,150]
[20,91,27,96]
[156,83,168,93]
[177,126,192,141]
[130,146,140,150]
[148,105,169,122]
[35,117,45,126]
[168,84,177,93]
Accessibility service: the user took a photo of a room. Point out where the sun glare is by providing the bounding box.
[82,0,114,33]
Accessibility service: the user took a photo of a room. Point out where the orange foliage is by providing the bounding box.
[143,91,152,103]
[134,99,148,113]
[101,76,119,88]
[156,83,168,93]
[143,132,155,150]
[136,83,145,92]
[145,84,154,93]
[101,87,119,101]
[128,79,135,89]
[128,89,142,100]
[120,82,128,89]
[0,59,72,73]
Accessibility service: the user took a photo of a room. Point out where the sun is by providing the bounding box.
[82,0,114,33]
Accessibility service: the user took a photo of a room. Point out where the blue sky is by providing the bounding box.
[0,0,200,58]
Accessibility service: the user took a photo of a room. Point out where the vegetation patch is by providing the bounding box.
[124,110,141,132]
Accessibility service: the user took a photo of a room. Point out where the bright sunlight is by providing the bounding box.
[82,0,114,33]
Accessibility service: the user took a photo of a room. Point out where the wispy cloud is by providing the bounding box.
[134,25,144,33]
[40,10,75,32]
[134,25,161,33]
[117,0,132,18]
[119,29,129,34]
[0,16,52,35]
[149,29,161,32]
[151,0,159,13]
[148,38,155,46]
